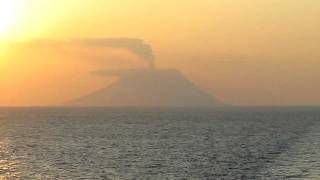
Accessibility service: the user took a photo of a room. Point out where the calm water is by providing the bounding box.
[0,107,319,179]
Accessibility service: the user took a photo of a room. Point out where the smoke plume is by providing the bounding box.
[16,38,156,69]
[70,38,155,69]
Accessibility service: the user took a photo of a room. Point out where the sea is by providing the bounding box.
[0,107,319,179]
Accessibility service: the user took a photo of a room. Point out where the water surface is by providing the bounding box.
[0,107,319,179]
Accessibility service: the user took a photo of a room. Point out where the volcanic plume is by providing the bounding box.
[65,38,222,107]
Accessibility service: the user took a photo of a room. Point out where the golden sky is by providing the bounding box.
[1,0,320,106]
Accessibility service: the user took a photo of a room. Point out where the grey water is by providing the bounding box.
[0,107,319,179]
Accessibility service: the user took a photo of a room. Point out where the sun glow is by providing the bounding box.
[0,0,23,38]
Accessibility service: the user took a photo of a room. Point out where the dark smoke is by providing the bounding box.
[19,38,156,69]
[70,38,155,69]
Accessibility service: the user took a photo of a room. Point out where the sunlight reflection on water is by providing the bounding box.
[0,140,20,179]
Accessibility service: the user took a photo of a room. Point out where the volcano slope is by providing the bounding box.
[65,69,222,107]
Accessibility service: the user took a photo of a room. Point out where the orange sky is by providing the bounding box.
[1,0,320,106]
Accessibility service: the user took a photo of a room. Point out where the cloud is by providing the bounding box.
[92,68,155,77]
[19,38,156,68]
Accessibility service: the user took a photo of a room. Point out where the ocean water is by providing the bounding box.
[0,107,319,179]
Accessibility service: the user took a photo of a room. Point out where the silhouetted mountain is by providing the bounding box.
[65,69,222,107]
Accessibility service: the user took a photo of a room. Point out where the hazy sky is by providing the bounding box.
[0,0,320,106]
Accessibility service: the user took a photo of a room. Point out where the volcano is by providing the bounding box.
[65,69,222,107]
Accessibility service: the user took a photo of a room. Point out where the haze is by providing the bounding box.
[1,0,320,106]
